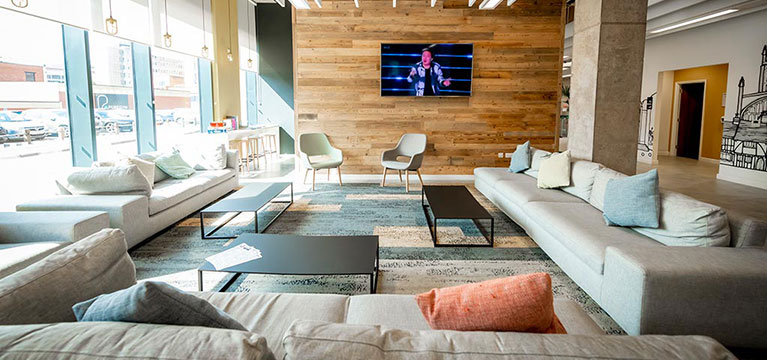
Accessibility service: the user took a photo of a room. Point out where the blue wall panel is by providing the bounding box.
[131,43,157,154]
[62,25,97,166]
[198,59,214,133]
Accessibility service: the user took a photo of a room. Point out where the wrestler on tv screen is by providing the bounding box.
[381,43,473,97]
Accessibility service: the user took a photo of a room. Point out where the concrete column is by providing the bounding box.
[568,0,647,174]
[210,0,241,123]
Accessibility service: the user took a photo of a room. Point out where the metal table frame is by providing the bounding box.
[200,183,293,239]
[422,187,494,247]
[198,237,379,294]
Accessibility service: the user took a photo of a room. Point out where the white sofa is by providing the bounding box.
[474,149,767,349]
[0,211,109,279]
[15,150,239,249]
[0,229,736,359]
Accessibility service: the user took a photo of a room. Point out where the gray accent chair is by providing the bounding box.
[380,133,427,192]
[299,133,343,191]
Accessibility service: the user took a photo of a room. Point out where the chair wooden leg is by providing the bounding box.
[337,167,343,186]
[303,168,310,184]
[381,168,387,187]
[398,170,402,182]
[312,169,316,191]
[405,170,410,192]
[416,169,424,186]
[328,168,331,181]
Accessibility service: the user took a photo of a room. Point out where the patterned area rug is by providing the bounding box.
[131,182,623,334]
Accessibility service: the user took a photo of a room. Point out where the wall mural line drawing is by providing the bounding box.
[720,44,767,172]
[638,92,656,159]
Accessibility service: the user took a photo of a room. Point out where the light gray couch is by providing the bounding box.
[15,151,239,249]
[474,151,767,349]
[0,211,109,279]
[0,229,736,359]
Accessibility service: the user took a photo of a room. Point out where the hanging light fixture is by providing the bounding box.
[200,0,209,57]
[226,0,234,62]
[246,1,253,68]
[105,0,118,35]
[163,0,172,47]
[10,0,28,8]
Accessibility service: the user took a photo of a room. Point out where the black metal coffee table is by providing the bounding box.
[200,182,293,239]
[198,234,380,293]
[422,185,494,247]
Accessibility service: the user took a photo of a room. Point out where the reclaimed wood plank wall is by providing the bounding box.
[293,0,565,174]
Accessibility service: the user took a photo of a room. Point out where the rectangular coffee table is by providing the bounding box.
[422,185,494,247]
[200,182,293,239]
[198,234,380,293]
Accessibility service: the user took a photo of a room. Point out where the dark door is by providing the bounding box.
[676,82,705,159]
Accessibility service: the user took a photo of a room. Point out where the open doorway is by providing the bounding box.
[673,81,705,159]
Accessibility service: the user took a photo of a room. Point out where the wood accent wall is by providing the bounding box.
[293,0,565,174]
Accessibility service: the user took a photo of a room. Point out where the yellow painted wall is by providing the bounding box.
[668,64,728,160]
[210,0,241,123]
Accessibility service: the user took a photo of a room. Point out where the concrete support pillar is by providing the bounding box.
[568,0,647,175]
[210,0,241,123]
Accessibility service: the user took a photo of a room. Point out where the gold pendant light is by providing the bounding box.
[10,0,28,8]
[200,0,209,57]
[246,1,253,68]
[163,0,172,47]
[226,0,233,62]
[105,0,118,35]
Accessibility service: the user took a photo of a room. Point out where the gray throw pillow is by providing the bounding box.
[72,281,247,331]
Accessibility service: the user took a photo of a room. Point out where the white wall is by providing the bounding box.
[640,10,767,189]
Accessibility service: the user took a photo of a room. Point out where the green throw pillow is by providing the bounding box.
[154,152,196,179]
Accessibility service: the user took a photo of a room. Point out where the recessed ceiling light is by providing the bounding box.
[478,0,502,9]
[650,9,738,34]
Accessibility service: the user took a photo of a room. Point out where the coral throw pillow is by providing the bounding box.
[415,273,566,334]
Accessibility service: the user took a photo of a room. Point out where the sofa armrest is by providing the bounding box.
[601,245,767,348]
[0,211,109,244]
[16,196,149,248]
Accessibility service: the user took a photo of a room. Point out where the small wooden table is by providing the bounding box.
[199,182,293,239]
[422,185,494,247]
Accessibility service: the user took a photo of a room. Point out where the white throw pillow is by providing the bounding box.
[176,144,227,170]
[588,167,627,211]
[523,148,552,179]
[62,165,152,197]
[117,156,155,186]
[537,151,571,189]
[562,160,602,201]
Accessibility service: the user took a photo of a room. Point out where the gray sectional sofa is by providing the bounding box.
[474,149,767,349]
[0,229,736,359]
[15,150,239,249]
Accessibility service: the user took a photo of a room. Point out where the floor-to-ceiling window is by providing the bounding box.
[0,8,71,210]
[154,48,202,151]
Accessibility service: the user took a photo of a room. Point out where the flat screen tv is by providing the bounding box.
[381,43,473,97]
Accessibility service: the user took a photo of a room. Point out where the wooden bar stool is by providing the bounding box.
[261,133,278,159]
[248,135,267,169]
[229,137,252,173]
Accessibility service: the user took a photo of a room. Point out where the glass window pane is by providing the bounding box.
[0,8,70,210]
[153,47,201,151]
[90,32,137,160]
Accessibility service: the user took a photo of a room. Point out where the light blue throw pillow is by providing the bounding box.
[602,169,660,228]
[72,281,247,331]
[509,141,531,173]
[154,152,196,179]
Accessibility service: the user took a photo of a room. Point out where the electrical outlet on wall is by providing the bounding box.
[498,153,504,158]
[504,153,513,158]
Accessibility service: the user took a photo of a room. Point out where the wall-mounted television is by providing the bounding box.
[381,43,473,97]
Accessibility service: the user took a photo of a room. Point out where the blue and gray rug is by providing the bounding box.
[131,183,623,334]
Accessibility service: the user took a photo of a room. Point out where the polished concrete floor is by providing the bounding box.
[638,156,767,221]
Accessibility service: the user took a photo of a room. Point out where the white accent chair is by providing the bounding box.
[299,133,343,191]
[380,133,427,192]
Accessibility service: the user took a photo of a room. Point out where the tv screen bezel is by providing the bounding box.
[379,43,474,98]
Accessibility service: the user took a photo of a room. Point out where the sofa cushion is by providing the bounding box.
[509,141,531,173]
[0,242,68,279]
[59,165,152,197]
[155,152,196,179]
[0,322,275,360]
[603,169,660,228]
[588,167,627,211]
[177,143,228,170]
[195,291,348,360]
[474,167,522,185]
[523,148,552,178]
[525,202,662,274]
[537,150,571,189]
[415,273,566,333]
[73,281,247,330]
[562,160,602,201]
[282,320,735,360]
[148,175,210,215]
[117,156,156,185]
[195,169,238,189]
[0,229,137,325]
[135,151,171,183]
[494,176,584,207]
[633,191,730,247]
